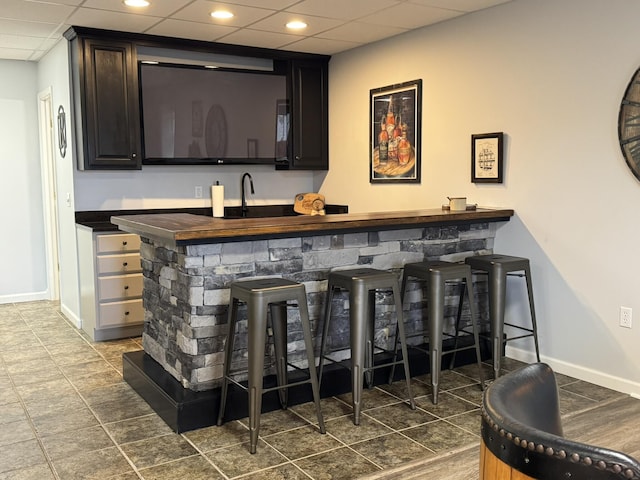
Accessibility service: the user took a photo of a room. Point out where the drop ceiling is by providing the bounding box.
[0,0,512,61]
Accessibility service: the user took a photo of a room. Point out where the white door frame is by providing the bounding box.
[38,87,61,301]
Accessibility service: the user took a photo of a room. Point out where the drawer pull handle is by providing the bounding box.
[122,241,128,246]
[124,285,129,290]
[123,262,128,267]
[124,311,130,316]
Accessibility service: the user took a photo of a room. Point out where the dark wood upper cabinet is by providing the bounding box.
[284,59,329,171]
[67,32,141,170]
[65,27,329,171]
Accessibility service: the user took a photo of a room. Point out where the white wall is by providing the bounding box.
[0,60,47,302]
[321,0,640,394]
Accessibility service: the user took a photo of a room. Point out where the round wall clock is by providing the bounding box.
[618,66,640,181]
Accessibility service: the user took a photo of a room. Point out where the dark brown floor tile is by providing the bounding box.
[184,421,248,452]
[237,408,308,436]
[0,419,35,446]
[0,387,19,406]
[264,424,343,459]
[52,446,134,479]
[558,388,598,416]
[376,377,431,400]
[445,409,482,434]
[0,439,47,474]
[324,414,393,445]
[401,419,478,452]
[40,425,114,460]
[31,405,99,437]
[240,462,310,480]
[561,380,626,402]
[0,403,27,424]
[456,362,496,382]
[0,463,56,480]
[105,414,174,445]
[414,391,478,419]
[90,395,155,423]
[364,402,437,430]
[350,432,434,469]
[337,387,400,412]
[120,433,198,469]
[138,455,224,480]
[205,440,289,477]
[294,446,380,479]
[443,383,484,406]
[290,396,352,424]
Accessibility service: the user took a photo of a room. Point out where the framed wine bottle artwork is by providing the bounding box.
[369,79,422,183]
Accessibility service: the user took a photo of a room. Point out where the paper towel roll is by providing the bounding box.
[211,184,224,217]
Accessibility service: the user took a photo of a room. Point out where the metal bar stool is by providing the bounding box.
[392,261,485,404]
[464,254,541,379]
[217,277,325,454]
[318,267,415,425]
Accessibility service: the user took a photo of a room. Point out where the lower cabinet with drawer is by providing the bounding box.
[77,225,144,341]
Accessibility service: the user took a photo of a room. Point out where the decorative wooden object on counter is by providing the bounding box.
[77,227,144,341]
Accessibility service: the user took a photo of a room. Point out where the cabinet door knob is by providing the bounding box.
[132,153,137,158]
[123,262,128,267]
[124,285,129,290]
[122,241,128,246]
[124,311,130,316]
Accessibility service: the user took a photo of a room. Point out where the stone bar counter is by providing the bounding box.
[111,207,513,431]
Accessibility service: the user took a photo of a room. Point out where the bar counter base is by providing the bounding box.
[123,336,492,433]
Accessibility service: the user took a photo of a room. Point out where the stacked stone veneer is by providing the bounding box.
[140,221,499,391]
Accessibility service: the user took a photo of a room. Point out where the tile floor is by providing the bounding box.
[0,301,627,479]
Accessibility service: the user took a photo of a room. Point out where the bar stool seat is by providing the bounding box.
[217,277,325,454]
[464,254,541,379]
[318,267,415,425]
[395,261,485,404]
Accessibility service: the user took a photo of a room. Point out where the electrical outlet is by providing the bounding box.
[620,306,632,329]
[194,186,203,198]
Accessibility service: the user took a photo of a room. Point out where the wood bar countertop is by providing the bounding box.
[111,207,514,246]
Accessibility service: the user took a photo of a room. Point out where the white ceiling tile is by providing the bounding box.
[31,0,83,5]
[0,33,49,49]
[318,21,407,44]
[218,28,302,50]
[283,36,361,55]
[0,47,35,60]
[172,0,277,27]
[359,2,463,29]
[0,0,75,23]
[250,12,344,37]
[286,0,400,21]
[0,18,60,37]
[81,0,194,17]
[66,7,162,32]
[146,18,238,41]
[206,0,300,9]
[407,0,512,12]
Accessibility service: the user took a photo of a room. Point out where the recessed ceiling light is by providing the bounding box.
[286,20,308,30]
[124,0,150,7]
[211,10,234,19]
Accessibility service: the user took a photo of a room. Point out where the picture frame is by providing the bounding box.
[370,79,422,183]
[471,132,504,183]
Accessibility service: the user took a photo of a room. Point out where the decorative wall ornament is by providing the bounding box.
[57,105,67,158]
[471,132,504,183]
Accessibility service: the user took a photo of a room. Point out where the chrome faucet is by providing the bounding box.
[241,172,254,217]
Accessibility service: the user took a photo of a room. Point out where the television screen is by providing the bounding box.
[139,63,288,165]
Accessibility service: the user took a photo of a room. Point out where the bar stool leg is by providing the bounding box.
[317,283,336,386]
[217,298,239,427]
[488,267,507,380]
[364,290,376,389]
[387,273,409,383]
[350,283,368,425]
[295,289,326,434]
[464,271,485,391]
[524,264,541,362]
[270,302,289,409]
[428,274,445,404]
[247,298,268,454]
[448,282,467,370]
[391,280,415,410]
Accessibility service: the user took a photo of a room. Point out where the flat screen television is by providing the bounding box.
[139,63,289,165]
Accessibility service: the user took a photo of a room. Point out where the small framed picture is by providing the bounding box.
[472,132,504,183]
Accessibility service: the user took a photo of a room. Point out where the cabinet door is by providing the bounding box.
[79,38,141,169]
[287,59,329,170]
